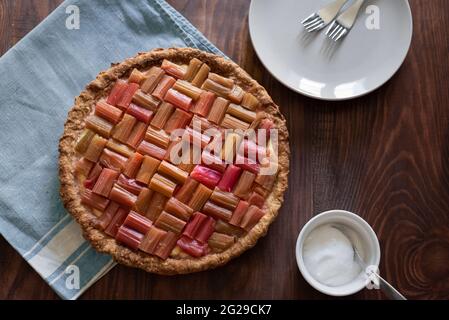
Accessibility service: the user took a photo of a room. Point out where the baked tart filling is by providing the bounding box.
[59,48,289,274]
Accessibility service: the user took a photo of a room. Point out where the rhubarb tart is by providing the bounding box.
[59,48,289,274]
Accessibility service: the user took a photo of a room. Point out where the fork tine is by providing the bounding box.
[301,13,317,25]
[334,28,348,41]
[329,24,342,38]
[305,19,322,31]
[325,21,337,36]
[308,22,325,32]
[330,25,343,39]
[333,27,345,40]
[303,17,320,28]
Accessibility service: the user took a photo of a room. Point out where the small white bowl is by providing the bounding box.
[296,210,381,296]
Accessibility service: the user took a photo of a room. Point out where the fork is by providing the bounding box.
[301,0,349,32]
[326,0,365,41]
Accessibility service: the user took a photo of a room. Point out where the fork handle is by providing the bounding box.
[338,0,365,28]
[318,0,349,24]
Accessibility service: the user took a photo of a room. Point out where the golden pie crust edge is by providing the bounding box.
[59,47,290,275]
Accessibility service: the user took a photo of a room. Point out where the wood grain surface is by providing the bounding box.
[1,0,448,300]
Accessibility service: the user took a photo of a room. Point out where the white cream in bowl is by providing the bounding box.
[296,210,381,296]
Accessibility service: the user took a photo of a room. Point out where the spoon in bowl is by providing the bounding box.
[332,224,407,300]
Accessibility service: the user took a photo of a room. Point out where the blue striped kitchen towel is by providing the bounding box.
[0,0,222,300]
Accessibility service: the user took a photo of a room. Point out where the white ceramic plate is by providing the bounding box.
[249,0,413,100]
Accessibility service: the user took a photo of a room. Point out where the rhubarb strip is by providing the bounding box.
[158,160,188,184]
[83,163,102,189]
[116,225,143,250]
[255,173,277,191]
[152,75,176,100]
[149,173,177,198]
[190,115,215,133]
[75,158,94,177]
[221,133,242,163]
[155,211,186,234]
[177,236,207,257]
[183,58,203,82]
[208,232,235,251]
[227,103,256,123]
[253,185,269,198]
[124,211,153,234]
[151,102,175,129]
[195,216,216,243]
[240,205,264,231]
[137,140,166,160]
[99,148,127,171]
[191,91,215,117]
[241,92,260,111]
[75,129,95,154]
[92,168,120,197]
[84,135,107,162]
[161,59,186,79]
[123,152,144,178]
[175,177,199,203]
[164,108,192,134]
[233,170,256,199]
[215,219,245,237]
[154,231,177,259]
[207,97,229,124]
[106,139,134,157]
[112,114,137,143]
[132,89,160,111]
[203,201,232,221]
[107,80,127,106]
[81,189,109,211]
[86,115,114,138]
[248,192,265,208]
[145,192,167,221]
[183,127,211,149]
[127,103,153,124]
[201,79,231,98]
[109,184,137,207]
[117,174,146,195]
[210,188,239,210]
[139,226,167,254]
[104,207,129,237]
[221,114,250,130]
[228,85,245,104]
[173,79,203,100]
[208,72,234,88]
[164,197,194,221]
[182,212,206,239]
[229,200,249,226]
[235,153,260,174]
[164,88,192,111]
[141,66,165,93]
[117,83,139,110]
[133,187,153,215]
[258,118,275,142]
[95,100,122,124]
[190,165,222,189]
[217,165,242,192]
[240,139,267,162]
[201,150,226,173]
[136,155,160,184]
[191,63,210,87]
[145,127,170,148]
[188,183,213,211]
[127,121,147,149]
[96,201,120,230]
[128,68,146,84]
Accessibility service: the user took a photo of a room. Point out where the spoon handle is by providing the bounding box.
[373,273,407,300]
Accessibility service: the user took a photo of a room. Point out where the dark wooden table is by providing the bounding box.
[1,0,448,300]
